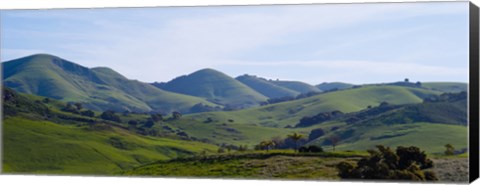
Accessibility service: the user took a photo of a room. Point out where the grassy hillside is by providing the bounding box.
[236,75,299,99]
[187,85,442,127]
[2,117,218,174]
[421,82,467,93]
[2,88,218,174]
[159,68,267,108]
[308,122,468,154]
[3,54,216,113]
[122,151,361,179]
[316,82,354,91]
[271,80,321,94]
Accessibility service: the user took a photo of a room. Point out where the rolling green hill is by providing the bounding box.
[2,88,218,174]
[187,85,442,128]
[236,74,300,98]
[2,54,216,113]
[159,68,268,108]
[421,82,467,93]
[3,117,218,174]
[270,80,321,94]
[316,82,354,91]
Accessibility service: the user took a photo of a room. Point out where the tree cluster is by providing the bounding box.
[336,145,437,181]
[295,110,344,127]
[260,91,323,106]
[100,110,121,122]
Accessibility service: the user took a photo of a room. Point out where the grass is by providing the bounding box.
[2,116,218,174]
[421,82,467,93]
[326,122,468,154]
[236,75,300,99]
[160,68,268,107]
[122,150,361,179]
[187,85,442,127]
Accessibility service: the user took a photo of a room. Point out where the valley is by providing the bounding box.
[1,54,470,182]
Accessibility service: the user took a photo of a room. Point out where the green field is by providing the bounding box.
[2,117,218,174]
[2,55,470,181]
[187,85,442,127]
[122,151,362,179]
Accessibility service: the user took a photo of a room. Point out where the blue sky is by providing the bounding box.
[0,2,469,84]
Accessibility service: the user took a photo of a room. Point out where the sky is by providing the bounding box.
[0,2,470,84]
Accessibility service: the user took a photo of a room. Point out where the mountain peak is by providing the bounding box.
[193,68,223,75]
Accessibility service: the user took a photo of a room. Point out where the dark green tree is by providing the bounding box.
[336,145,437,181]
[81,110,95,117]
[444,144,455,156]
[172,111,182,119]
[100,110,121,122]
[287,132,304,152]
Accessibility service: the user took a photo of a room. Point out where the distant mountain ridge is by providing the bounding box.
[316,82,354,91]
[235,75,300,99]
[2,54,216,113]
[156,68,268,108]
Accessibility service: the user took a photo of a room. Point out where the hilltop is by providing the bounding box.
[2,54,216,113]
[156,68,268,108]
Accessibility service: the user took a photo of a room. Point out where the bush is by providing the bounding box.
[100,110,121,122]
[336,145,437,181]
[81,110,95,117]
[299,145,324,153]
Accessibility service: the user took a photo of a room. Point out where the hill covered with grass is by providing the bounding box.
[2,88,218,174]
[157,68,268,108]
[271,80,321,94]
[187,85,442,128]
[2,54,216,113]
[421,82,467,93]
[316,82,354,91]
[236,74,300,99]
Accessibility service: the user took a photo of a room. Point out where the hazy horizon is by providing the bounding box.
[1,2,470,84]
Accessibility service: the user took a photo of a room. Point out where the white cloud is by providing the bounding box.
[1,2,469,83]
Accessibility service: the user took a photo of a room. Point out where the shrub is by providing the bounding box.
[298,145,323,153]
[336,145,437,181]
[100,110,121,122]
[444,144,455,156]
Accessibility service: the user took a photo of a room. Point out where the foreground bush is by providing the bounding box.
[336,145,437,181]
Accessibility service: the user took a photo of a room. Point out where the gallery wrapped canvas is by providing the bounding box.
[1,1,479,184]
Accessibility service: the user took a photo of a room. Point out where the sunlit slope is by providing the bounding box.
[235,75,300,98]
[271,80,321,94]
[160,68,268,107]
[421,82,467,93]
[2,117,217,174]
[188,85,442,127]
[316,82,354,91]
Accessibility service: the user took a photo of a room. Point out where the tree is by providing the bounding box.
[405,78,410,83]
[128,120,138,126]
[172,111,182,119]
[74,102,82,110]
[308,128,325,141]
[327,135,340,151]
[100,110,121,122]
[444,144,455,156]
[81,110,95,117]
[299,145,324,153]
[336,145,437,181]
[287,132,304,152]
[151,113,163,122]
[42,98,50,103]
[259,140,275,152]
